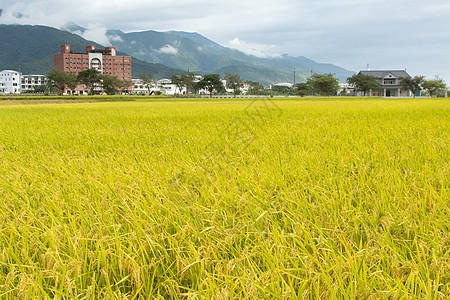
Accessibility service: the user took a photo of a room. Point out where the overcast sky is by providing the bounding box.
[1,0,450,82]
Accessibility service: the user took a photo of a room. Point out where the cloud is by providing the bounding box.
[108,35,123,42]
[80,23,110,46]
[156,44,178,55]
[227,38,280,58]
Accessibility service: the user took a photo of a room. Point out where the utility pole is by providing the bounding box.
[293,68,296,87]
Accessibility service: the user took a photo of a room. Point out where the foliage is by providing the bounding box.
[422,77,446,97]
[139,72,154,94]
[121,80,132,94]
[400,76,424,97]
[225,72,244,97]
[197,74,225,97]
[246,81,268,95]
[32,84,50,94]
[295,82,310,97]
[170,73,197,96]
[271,85,292,95]
[46,70,69,95]
[309,73,339,96]
[77,69,101,95]
[65,73,78,95]
[171,74,185,95]
[0,98,448,298]
[101,74,125,95]
[347,73,381,96]
[183,72,196,96]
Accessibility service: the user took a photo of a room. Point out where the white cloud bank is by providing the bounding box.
[227,38,280,58]
[157,45,178,55]
[81,24,110,46]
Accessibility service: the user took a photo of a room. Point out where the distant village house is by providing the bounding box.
[357,70,411,97]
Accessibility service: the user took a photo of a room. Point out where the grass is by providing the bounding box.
[0,97,448,298]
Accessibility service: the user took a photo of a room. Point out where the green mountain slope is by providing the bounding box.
[215,65,302,87]
[0,24,354,84]
[0,24,182,78]
[105,29,354,82]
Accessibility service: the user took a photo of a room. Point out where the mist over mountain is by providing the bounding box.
[102,27,354,84]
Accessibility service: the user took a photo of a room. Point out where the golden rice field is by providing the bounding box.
[0,97,448,299]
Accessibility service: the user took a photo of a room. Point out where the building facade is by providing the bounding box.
[358,70,411,97]
[54,44,132,80]
[21,74,47,93]
[0,70,21,94]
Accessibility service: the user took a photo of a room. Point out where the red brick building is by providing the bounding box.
[53,44,132,94]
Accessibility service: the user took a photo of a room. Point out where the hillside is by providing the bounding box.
[105,29,354,83]
[0,24,183,78]
[0,24,355,84]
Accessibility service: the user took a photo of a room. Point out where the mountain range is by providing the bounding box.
[0,23,355,85]
[0,24,183,79]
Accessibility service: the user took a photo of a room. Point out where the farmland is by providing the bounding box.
[0,97,449,298]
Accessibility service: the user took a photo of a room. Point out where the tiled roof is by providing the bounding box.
[359,70,410,78]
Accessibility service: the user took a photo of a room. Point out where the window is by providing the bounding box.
[383,79,396,85]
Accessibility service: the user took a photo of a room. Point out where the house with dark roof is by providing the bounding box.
[358,70,411,97]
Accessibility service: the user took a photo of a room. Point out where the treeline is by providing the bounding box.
[348,73,447,97]
[165,72,345,97]
[45,69,131,95]
[43,69,447,97]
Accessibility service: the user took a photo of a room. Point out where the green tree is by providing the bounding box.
[309,73,339,96]
[422,77,446,97]
[171,74,185,95]
[78,69,101,95]
[33,84,50,94]
[225,72,244,97]
[65,73,78,95]
[295,83,310,97]
[183,72,196,96]
[197,74,225,98]
[347,73,381,96]
[271,85,292,95]
[121,80,132,94]
[246,81,266,95]
[46,70,69,95]
[101,74,123,95]
[139,72,154,95]
[400,76,424,98]
[171,72,196,96]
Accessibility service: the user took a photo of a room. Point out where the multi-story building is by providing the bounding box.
[54,44,132,80]
[53,44,132,94]
[0,70,21,94]
[21,74,47,93]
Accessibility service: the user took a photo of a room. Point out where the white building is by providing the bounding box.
[0,70,21,94]
[21,74,47,93]
[131,79,153,95]
[131,75,228,96]
[339,82,355,96]
[131,78,186,95]
[270,82,293,89]
[157,78,185,95]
